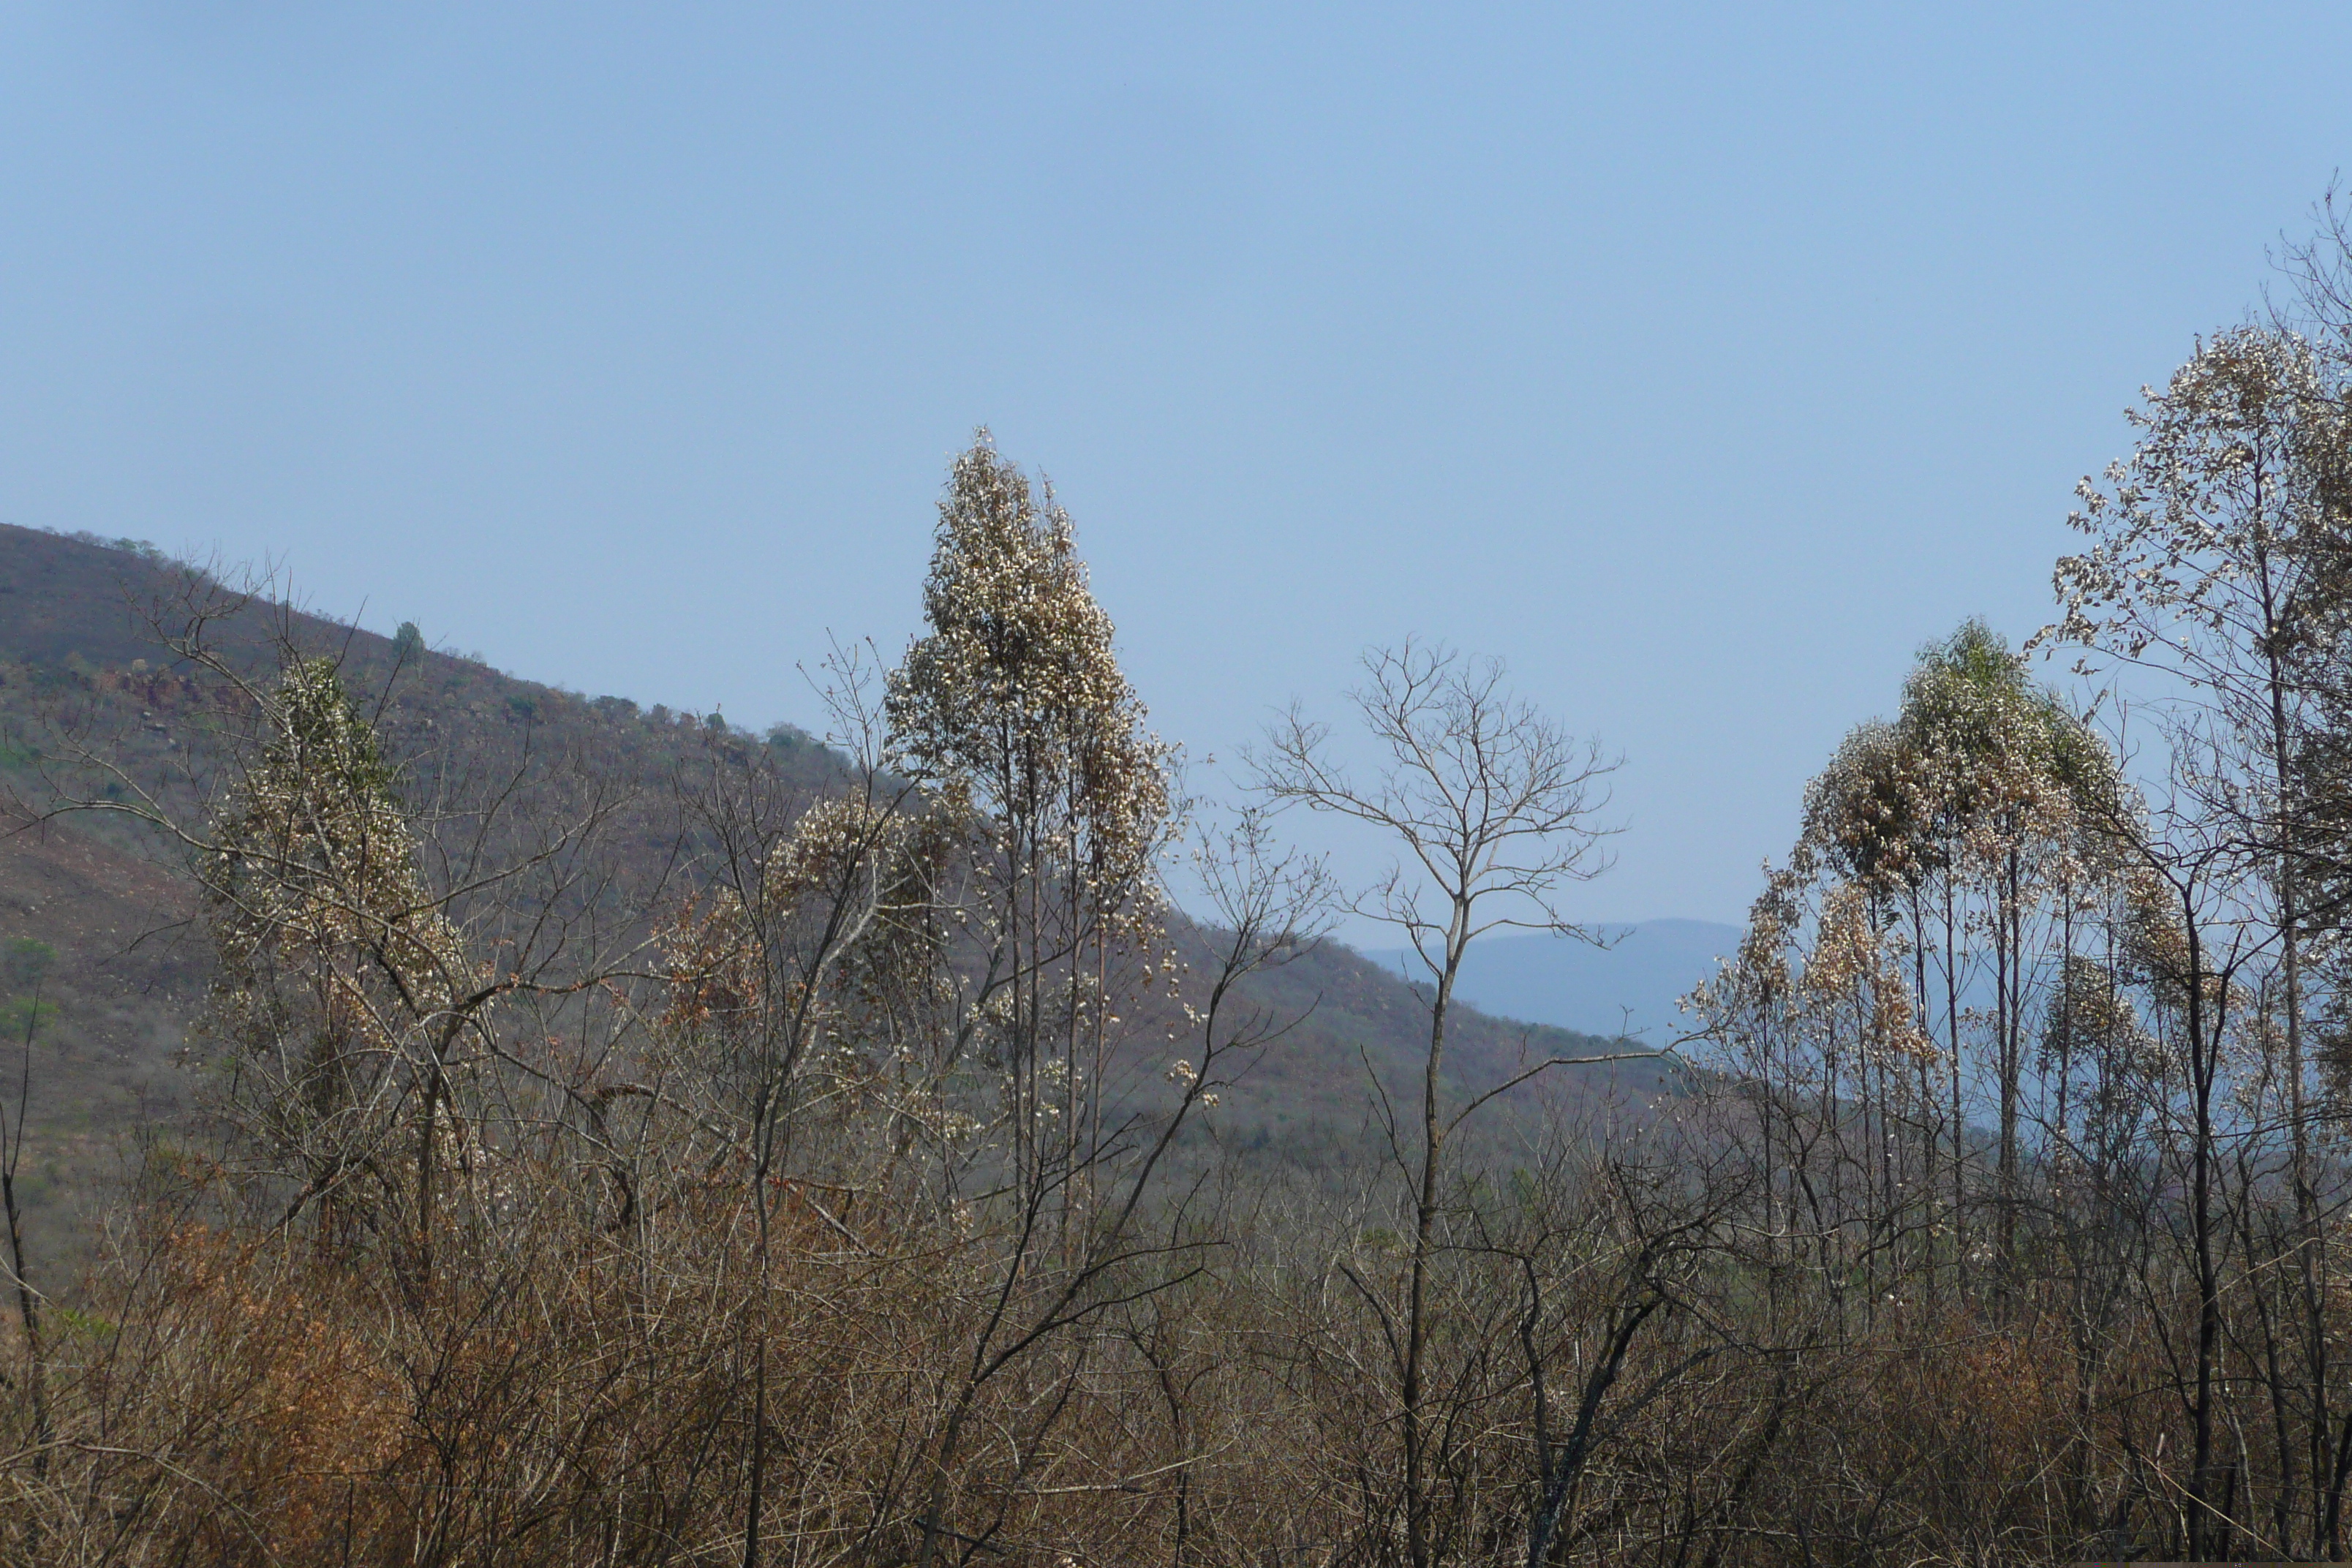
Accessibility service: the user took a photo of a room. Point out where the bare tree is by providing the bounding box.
[1250,639,1641,1568]
[663,644,919,1568]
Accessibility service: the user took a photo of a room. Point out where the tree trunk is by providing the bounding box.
[1404,905,1466,1568]
[2185,905,2222,1561]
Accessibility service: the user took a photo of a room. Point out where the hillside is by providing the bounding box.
[0,524,1673,1265]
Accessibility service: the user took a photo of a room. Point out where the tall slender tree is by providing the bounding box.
[886,430,1173,1217]
[1251,641,1637,1568]
[2049,325,2352,1550]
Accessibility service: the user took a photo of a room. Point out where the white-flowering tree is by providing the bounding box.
[2046,326,2352,1555]
[872,433,1244,1566]
[1695,622,2127,1315]
[1901,622,2118,1284]
[203,655,494,1267]
[885,430,1175,1211]
[2050,326,2344,1137]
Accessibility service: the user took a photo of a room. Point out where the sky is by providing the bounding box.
[5,2,2352,933]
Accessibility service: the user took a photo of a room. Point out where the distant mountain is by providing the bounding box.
[1368,919,1743,1046]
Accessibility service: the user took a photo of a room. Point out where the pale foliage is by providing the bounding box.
[201,657,490,1223]
[2050,325,2349,696]
[886,430,1172,902]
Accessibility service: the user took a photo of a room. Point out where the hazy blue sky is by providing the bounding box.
[5,3,2351,928]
